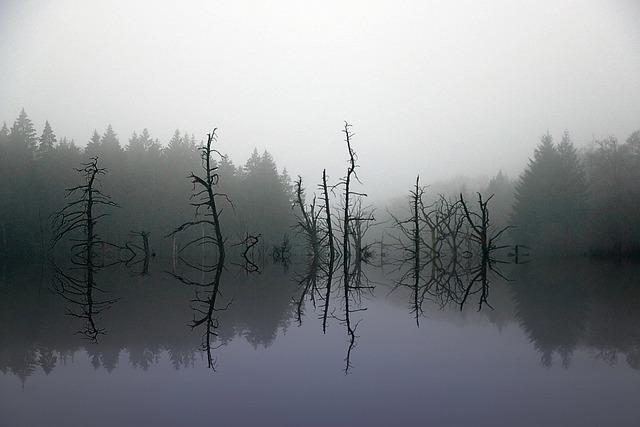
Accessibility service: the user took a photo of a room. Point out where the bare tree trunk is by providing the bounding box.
[322,169,334,333]
[413,176,421,325]
[342,122,355,337]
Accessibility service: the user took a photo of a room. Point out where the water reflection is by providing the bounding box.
[1,258,640,383]
[511,260,640,369]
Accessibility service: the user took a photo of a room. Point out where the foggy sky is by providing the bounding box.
[1,0,640,199]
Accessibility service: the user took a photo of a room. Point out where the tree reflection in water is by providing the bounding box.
[2,257,640,380]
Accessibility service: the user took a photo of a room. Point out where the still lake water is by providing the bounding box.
[1,258,639,426]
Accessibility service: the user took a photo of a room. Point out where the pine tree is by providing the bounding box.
[9,108,38,160]
[38,120,57,154]
[511,133,561,252]
[56,137,80,154]
[586,132,640,254]
[85,130,101,154]
[0,122,9,159]
[556,132,589,251]
[243,148,261,176]
[3,109,39,253]
[485,170,514,230]
[138,128,158,152]
[240,149,294,245]
[626,130,640,157]
[512,131,590,255]
[0,122,9,149]
[126,131,140,152]
[100,124,121,151]
[279,167,294,200]
[166,129,182,153]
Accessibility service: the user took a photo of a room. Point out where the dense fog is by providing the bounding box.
[1,110,640,258]
[3,3,640,425]
[2,0,640,198]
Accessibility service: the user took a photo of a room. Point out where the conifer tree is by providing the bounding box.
[100,124,121,151]
[512,132,588,255]
[0,122,8,153]
[556,131,589,250]
[85,130,101,155]
[485,170,514,230]
[127,131,140,152]
[9,108,38,159]
[38,120,57,154]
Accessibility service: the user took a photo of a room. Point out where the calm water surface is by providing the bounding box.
[1,259,639,426]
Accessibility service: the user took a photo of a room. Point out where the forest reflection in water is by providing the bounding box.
[0,257,639,380]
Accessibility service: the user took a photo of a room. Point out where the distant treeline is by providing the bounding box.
[0,109,295,258]
[1,109,639,258]
[478,130,640,256]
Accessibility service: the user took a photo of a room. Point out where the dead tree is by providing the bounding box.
[418,195,470,307]
[50,157,121,341]
[437,196,465,267]
[320,169,335,333]
[189,261,227,370]
[333,122,374,373]
[458,192,511,310]
[168,253,229,370]
[389,176,427,325]
[51,158,117,252]
[390,179,509,320]
[293,176,321,260]
[167,129,228,263]
[338,122,358,364]
[166,129,230,370]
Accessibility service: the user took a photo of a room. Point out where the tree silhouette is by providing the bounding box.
[37,120,57,155]
[512,132,588,255]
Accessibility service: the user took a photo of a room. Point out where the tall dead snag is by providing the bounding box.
[166,129,230,370]
[293,176,321,260]
[340,122,357,371]
[291,175,323,324]
[168,129,227,264]
[334,122,374,373]
[389,176,426,325]
[410,178,422,323]
[320,169,335,333]
[458,192,510,310]
[51,157,121,341]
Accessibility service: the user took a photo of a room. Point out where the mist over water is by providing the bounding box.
[2,0,640,197]
[2,1,640,426]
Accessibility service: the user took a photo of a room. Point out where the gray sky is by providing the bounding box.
[1,0,640,199]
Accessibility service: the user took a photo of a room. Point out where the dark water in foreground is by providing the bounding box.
[1,259,639,426]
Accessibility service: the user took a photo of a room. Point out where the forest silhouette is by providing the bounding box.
[2,109,640,260]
